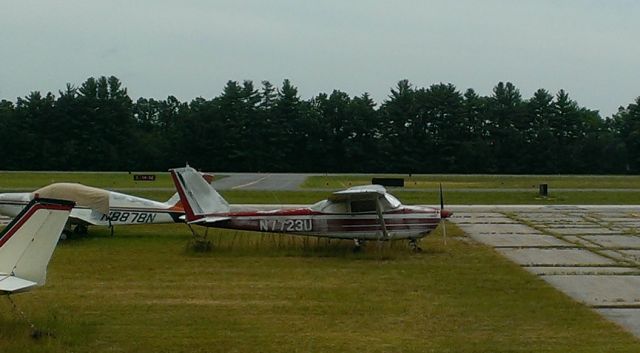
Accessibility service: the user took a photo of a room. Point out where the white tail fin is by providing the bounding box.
[163,172,215,209]
[170,166,230,221]
[0,198,74,294]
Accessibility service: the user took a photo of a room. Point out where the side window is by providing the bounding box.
[327,202,348,213]
[350,200,377,213]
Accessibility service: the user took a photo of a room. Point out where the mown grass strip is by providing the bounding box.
[303,174,640,189]
[0,172,226,190]
[1,223,638,352]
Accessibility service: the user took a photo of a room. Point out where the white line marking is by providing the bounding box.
[231,175,271,190]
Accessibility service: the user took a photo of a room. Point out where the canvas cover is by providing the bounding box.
[33,183,110,215]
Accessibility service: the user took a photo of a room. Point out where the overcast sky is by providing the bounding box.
[1,0,639,117]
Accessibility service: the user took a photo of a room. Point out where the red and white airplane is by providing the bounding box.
[1,198,73,295]
[170,166,452,251]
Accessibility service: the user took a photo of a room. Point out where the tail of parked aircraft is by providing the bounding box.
[163,172,215,210]
[164,193,183,209]
[170,166,230,222]
[0,198,74,294]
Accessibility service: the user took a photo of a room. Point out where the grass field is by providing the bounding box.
[0,171,177,190]
[2,224,639,352]
[216,190,640,205]
[126,189,640,206]
[3,171,640,205]
[303,174,640,189]
[1,172,640,351]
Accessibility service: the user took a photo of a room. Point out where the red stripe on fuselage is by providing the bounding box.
[203,214,439,235]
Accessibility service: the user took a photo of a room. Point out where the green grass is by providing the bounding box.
[1,224,638,352]
[0,171,175,190]
[0,171,226,190]
[127,189,640,206]
[2,172,640,351]
[392,190,640,205]
[303,174,640,189]
[3,172,640,205]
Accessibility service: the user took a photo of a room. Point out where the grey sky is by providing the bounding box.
[1,0,639,117]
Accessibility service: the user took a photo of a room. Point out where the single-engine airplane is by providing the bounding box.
[0,183,183,236]
[170,166,452,251]
[1,198,74,295]
[0,174,212,236]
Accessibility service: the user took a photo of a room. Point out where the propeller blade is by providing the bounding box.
[439,183,444,211]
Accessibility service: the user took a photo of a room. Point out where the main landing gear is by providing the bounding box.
[74,224,88,235]
[187,224,212,252]
[60,224,89,241]
[409,239,422,252]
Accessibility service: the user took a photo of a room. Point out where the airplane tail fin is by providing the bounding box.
[164,172,215,210]
[170,166,230,221]
[0,198,74,294]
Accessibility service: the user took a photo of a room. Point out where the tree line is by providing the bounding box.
[1,76,639,173]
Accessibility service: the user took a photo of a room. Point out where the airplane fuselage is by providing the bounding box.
[200,206,441,240]
[0,192,183,227]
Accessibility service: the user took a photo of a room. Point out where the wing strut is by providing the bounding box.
[440,183,447,245]
[375,197,390,239]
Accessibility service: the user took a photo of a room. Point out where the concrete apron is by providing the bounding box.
[450,205,640,338]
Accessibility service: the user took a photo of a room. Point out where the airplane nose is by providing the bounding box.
[441,209,453,219]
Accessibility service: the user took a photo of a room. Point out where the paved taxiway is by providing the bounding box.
[212,173,311,190]
[450,205,640,338]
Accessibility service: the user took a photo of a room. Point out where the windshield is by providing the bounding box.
[309,199,349,213]
[384,194,401,208]
[309,200,327,211]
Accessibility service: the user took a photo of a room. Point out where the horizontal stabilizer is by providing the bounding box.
[0,198,74,294]
[0,275,37,294]
[190,216,230,224]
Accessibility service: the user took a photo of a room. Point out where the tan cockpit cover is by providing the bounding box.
[33,183,110,215]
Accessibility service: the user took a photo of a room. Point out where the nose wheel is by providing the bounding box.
[409,239,422,252]
[352,238,364,253]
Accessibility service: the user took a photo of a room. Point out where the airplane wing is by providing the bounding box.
[34,183,109,215]
[67,209,105,226]
[329,185,387,202]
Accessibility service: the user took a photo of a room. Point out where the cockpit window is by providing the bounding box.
[350,199,377,213]
[309,200,327,211]
[310,200,348,213]
[384,194,401,208]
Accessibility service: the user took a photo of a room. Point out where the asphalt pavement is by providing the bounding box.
[211,173,312,190]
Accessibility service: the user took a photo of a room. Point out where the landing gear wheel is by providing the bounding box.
[409,239,422,252]
[73,224,88,235]
[352,239,364,253]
